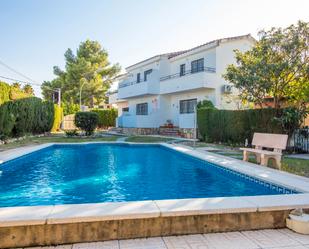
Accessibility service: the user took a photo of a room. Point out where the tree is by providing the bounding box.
[223,21,309,110]
[12,82,21,89]
[42,40,121,107]
[23,84,34,95]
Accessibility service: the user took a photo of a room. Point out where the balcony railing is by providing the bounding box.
[119,79,145,88]
[160,67,216,82]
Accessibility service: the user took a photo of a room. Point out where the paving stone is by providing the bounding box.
[242,229,301,248]
[163,236,193,249]
[119,237,166,249]
[203,231,260,249]
[72,241,119,249]
[28,246,72,249]
[279,229,309,245]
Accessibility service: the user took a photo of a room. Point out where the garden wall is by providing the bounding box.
[197,108,284,145]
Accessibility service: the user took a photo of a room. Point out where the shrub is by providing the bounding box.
[65,129,78,137]
[197,108,284,145]
[51,104,63,132]
[197,100,216,110]
[74,112,99,136]
[0,97,54,139]
[92,108,117,128]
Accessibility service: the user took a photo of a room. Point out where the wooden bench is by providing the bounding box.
[240,133,288,169]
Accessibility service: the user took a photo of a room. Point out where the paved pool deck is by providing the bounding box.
[27,229,309,249]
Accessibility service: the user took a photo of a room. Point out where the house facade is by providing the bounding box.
[109,34,255,137]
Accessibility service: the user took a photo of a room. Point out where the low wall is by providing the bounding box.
[116,127,196,138]
[0,210,290,248]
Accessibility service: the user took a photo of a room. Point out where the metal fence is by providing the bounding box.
[292,128,309,153]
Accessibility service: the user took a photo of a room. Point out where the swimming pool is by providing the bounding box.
[0,143,296,207]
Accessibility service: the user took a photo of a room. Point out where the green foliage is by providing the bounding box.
[223,21,309,109]
[42,40,121,107]
[74,112,99,136]
[51,105,63,132]
[0,82,11,105]
[0,97,54,139]
[62,101,80,115]
[65,130,78,137]
[0,81,33,105]
[274,106,308,136]
[23,84,35,95]
[197,100,216,110]
[92,108,117,128]
[197,108,284,145]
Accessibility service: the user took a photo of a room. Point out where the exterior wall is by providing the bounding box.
[115,36,255,129]
[169,89,216,128]
[215,39,254,109]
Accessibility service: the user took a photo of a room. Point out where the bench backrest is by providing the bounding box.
[252,133,288,150]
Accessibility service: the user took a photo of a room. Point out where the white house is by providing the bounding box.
[109,34,255,137]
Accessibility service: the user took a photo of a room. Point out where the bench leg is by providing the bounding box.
[255,154,261,164]
[274,156,282,170]
[260,154,268,166]
[243,151,249,161]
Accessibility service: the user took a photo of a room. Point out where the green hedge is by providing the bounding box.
[92,109,117,128]
[197,108,284,145]
[0,97,54,139]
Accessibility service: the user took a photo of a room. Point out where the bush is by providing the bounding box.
[197,108,284,145]
[92,108,117,128]
[0,97,54,139]
[65,129,78,137]
[74,112,98,136]
[51,104,63,132]
[197,100,216,110]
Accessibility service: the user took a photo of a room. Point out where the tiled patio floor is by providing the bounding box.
[28,229,309,249]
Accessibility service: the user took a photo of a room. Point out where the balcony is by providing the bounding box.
[160,67,217,94]
[118,71,159,99]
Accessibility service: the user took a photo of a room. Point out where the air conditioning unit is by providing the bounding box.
[222,85,232,94]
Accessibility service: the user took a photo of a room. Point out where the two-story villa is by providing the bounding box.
[109,34,255,138]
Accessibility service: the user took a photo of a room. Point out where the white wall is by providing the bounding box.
[168,48,216,76]
[169,89,215,128]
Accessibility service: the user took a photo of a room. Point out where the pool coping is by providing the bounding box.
[0,142,309,227]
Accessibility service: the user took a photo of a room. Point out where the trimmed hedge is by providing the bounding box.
[74,112,99,136]
[92,109,117,128]
[197,108,284,145]
[0,97,54,139]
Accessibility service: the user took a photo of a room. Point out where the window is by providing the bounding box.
[191,58,204,73]
[122,107,129,112]
[137,73,141,83]
[180,64,186,76]
[136,103,148,115]
[179,99,197,114]
[144,69,153,81]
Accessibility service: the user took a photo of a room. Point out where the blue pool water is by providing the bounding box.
[0,144,295,207]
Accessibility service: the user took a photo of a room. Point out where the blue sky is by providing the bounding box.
[0,0,308,96]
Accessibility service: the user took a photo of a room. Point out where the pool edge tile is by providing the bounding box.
[154,196,258,217]
[46,200,160,224]
[0,205,53,227]
[241,193,309,212]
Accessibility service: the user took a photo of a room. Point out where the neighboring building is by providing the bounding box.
[109,34,256,137]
